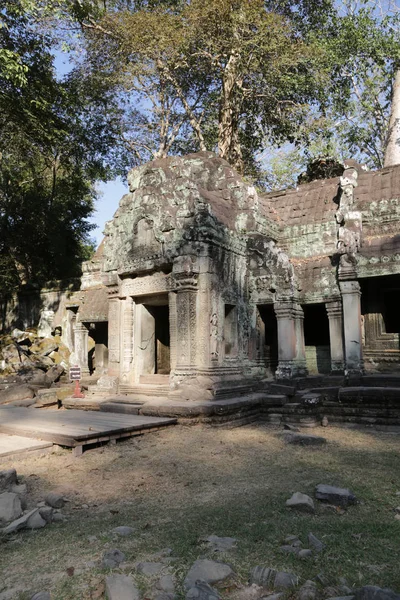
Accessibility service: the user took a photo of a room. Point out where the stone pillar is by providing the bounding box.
[326,300,344,373]
[107,297,121,376]
[174,276,198,375]
[274,300,307,379]
[73,321,89,374]
[339,280,363,374]
[121,297,134,384]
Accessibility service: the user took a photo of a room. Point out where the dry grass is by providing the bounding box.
[1,423,400,599]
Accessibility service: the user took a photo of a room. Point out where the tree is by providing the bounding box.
[0,0,121,294]
[64,0,341,175]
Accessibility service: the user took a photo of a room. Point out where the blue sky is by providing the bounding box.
[54,51,128,246]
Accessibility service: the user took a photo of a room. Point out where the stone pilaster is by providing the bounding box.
[274,300,307,379]
[107,297,121,375]
[325,300,344,373]
[73,321,89,374]
[339,280,363,374]
[174,274,198,375]
[121,297,134,384]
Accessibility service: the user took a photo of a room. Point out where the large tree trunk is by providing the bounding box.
[218,51,244,174]
[384,68,400,167]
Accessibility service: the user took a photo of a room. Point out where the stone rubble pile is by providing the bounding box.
[0,468,67,534]
[0,328,74,406]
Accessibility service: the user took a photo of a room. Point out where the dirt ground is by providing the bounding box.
[1,422,400,599]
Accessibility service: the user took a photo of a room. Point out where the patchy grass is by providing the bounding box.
[1,424,400,599]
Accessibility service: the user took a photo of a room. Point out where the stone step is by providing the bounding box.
[139,374,170,385]
[99,402,142,415]
[119,384,170,396]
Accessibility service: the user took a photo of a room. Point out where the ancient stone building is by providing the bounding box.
[69,152,400,401]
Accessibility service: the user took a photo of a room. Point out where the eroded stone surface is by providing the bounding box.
[105,574,140,600]
[286,492,315,513]
[315,484,357,507]
[184,559,234,590]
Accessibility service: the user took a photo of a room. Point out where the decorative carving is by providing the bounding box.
[248,237,297,300]
[121,273,173,297]
[336,167,362,274]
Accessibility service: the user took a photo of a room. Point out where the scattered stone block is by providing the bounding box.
[0,492,22,523]
[26,509,47,529]
[112,526,135,536]
[105,574,140,600]
[354,586,400,600]
[31,593,51,600]
[0,384,35,405]
[202,535,237,552]
[136,561,164,576]
[250,567,297,590]
[39,506,54,523]
[286,492,315,513]
[308,532,325,553]
[315,484,357,507]
[186,582,220,600]
[34,389,58,407]
[184,559,234,590]
[298,549,313,559]
[45,491,66,508]
[102,549,126,568]
[2,508,39,534]
[156,575,175,594]
[280,545,299,555]
[298,580,317,600]
[52,512,67,523]
[0,468,17,491]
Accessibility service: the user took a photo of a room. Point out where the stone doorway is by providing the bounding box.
[257,305,278,374]
[138,295,171,378]
[302,304,330,374]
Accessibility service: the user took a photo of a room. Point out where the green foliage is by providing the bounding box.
[0,0,121,294]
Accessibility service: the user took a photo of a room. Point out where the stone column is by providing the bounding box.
[325,300,344,373]
[121,297,134,384]
[107,297,121,376]
[274,300,307,379]
[73,322,89,374]
[174,276,198,375]
[339,280,363,374]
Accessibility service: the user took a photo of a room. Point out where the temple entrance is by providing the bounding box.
[303,304,330,374]
[138,295,170,378]
[83,321,108,375]
[257,305,278,374]
[360,275,400,372]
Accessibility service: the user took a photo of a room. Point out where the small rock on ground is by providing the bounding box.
[31,593,51,600]
[280,545,299,555]
[184,559,234,590]
[315,484,357,507]
[298,580,317,600]
[0,492,22,523]
[156,575,175,594]
[44,491,66,509]
[354,586,400,600]
[308,532,325,553]
[186,582,220,600]
[250,567,297,590]
[106,574,140,600]
[286,492,315,513]
[26,510,46,529]
[0,469,17,492]
[298,549,313,559]
[102,549,126,568]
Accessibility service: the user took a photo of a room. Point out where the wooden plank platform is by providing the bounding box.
[0,433,53,457]
[0,407,176,455]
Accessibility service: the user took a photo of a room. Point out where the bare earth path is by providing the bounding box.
[1,424,400,599]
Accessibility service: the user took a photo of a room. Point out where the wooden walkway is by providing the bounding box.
[0,407,176,456]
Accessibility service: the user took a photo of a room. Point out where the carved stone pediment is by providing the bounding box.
[247,236,297,297]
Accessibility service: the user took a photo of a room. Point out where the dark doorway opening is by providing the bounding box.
[85,321,108,375]
[302,304,330,374]
[258,304,278,374]
[146,304,171,374]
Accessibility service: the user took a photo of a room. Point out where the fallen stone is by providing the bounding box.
[0,468,17,492]
[186,582,220,600]
[26,509,47,529]
[45,491,66,508]
[315,484,357,507]
[202,535,237,552]
[0,492,22,523]
[112,526,135,536]
[30,338,58,357]
[0,384,35,405]
[298,580,317,600]
[286,492,315,513]
[33,389,58,407]
[184,559,234,590]
[260,595,283,600]
[105,574,140,600]
[308,532,325,553]
[280,432,327,446]
[2,508,39,533]
[283,534,301,546]
[136,561,164,576]
[354,586,400,600]
[44,364,64,385]
[298,549,313,559]
[250,567,297,590]
[31,593,51,600]
[52,512,67,523]
[325,596,354,600]
[283,423,300,432]
[156,575,175,594]
[39,506,54,523]
[102,549,126,568]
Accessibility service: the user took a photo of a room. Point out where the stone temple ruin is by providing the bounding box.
[3,152,400,424]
